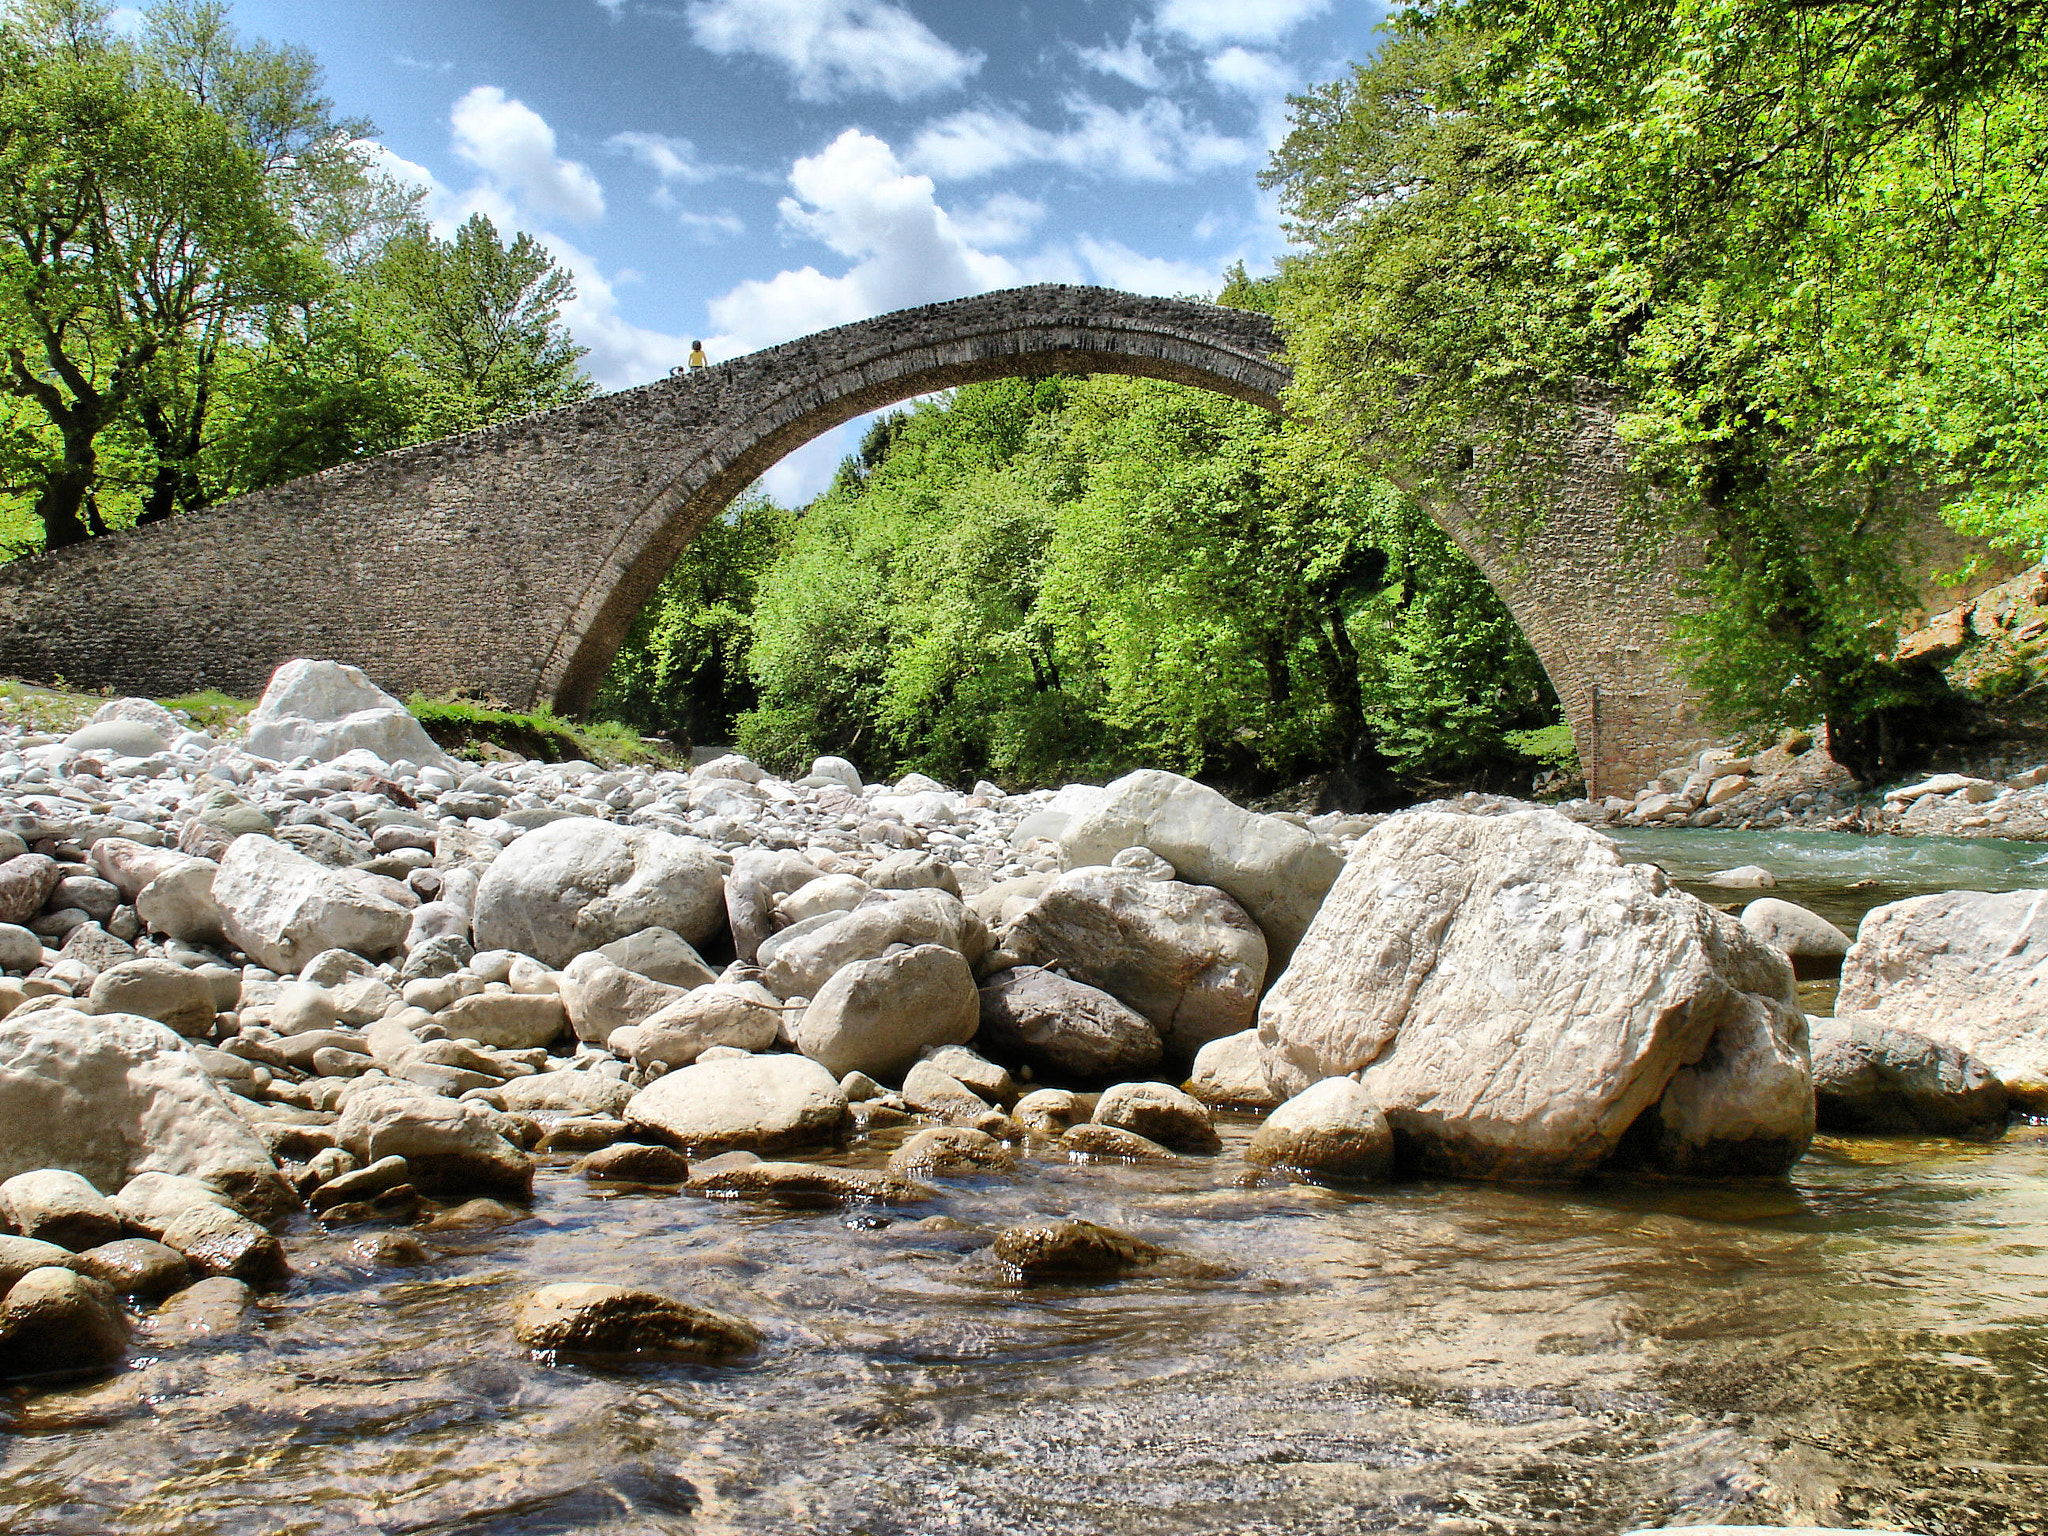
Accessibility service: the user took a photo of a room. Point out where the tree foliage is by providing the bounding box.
[600,375,1564,798]
[0,0,591,553]
[1265,0,2048,779]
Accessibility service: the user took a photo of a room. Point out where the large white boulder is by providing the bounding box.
[471,818,726,968]
[1836,888,2048,1107]
[624,1052,849,1153]
[213,834,412,972]
[242,658,451,769]
[1257,807,1809,1180]
[760,888,986,1000]
[1056,769,1343,963]
[794,943,980,1080]
[1000,868,1267,1058]
[0,1009,292,1220]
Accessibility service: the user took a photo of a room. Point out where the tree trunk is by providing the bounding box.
[35,459,95,549]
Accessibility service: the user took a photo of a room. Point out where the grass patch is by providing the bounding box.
[0,678,100,735]
[409,697,678,769]
[158,689,255,733]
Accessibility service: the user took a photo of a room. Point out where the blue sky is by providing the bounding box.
[187,0,1386,498]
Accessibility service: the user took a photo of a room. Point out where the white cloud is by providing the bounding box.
[1207,45,1291,99]
[1075,236,1219,297]
[685,0,981,101]
[704,128,1024,355]
[677,209,746,239]
[949,192,1044,248]
[450,86,606,226]
[106,6,145,35]
[394,53,453,73]
[1077,35,1164,89]
[1155,0,1329,46]
[608,130,717,188]
[907,96,1254,183]
[593,0,625,12]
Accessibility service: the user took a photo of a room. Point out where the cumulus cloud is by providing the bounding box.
[450,86,606,226]
[1074,236,1219,297]
[685,0,981,101]
[949,191,1045,248]
[907,96,1254,183]
[705,128,1021,354]
[1155,0,1329,46]
[608,130,718,188]
[1078,35,1165,89]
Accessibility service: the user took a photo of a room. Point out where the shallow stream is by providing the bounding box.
[6,828,2048,1536]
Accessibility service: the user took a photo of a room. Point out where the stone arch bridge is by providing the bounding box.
[0,284,1709,795]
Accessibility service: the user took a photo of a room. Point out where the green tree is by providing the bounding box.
[595,492,793,747]
[0,0,368,545]
[366,211,593,439]
[1265,0,2048,779]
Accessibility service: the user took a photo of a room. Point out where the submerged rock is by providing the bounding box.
[992,1218,1165,1278]
[684,1160,933,1206]
[1092,1081,1220,1154]
[887,1126,1015,1179]
[514,1282,761,1363]
[0,1266,128,1377]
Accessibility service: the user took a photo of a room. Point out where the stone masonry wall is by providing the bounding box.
[0,282,1713,793]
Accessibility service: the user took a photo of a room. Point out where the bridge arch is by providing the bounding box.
[0,284,1709,794]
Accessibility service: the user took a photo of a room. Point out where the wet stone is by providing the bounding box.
[513,1282,762,1364]
[685,1160,935,1207]
[72,1238,190,1297]
[575,1143,691,1183]
[992,1218,1166,1279]
[887,1126,1016,1180]
[1060,1122,1177,1162]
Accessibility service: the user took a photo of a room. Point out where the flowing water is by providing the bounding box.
[7,828,2048,1536]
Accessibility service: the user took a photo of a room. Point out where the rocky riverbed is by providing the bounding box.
[0,658,2041,1533]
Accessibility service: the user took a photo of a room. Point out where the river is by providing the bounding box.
[4,827,2047,1536]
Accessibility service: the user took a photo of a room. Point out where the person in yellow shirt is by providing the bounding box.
[688,340,708,374]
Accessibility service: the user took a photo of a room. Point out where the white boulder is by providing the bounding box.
[1056,769,1343,962]
[1257,807,1809,1180]
[471,818,726,968]
[212,835,412,972]
[242,658,451,769]
[0,1009,292,1220]
[1836,888,2048,1107]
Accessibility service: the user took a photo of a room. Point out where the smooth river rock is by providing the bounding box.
[1257,807,1811,1181]
[513,1282,761,1362]
[213,834,412,972]
[1836,888,2048,1106]
[1810,1015,2009,1137]
[0,1008,293,1220]
[1056,768,1343,963]
[1001,868,1267,1059]
[974,965,1162,1080]
[471,818,727,967]
[1246,1078,1393,1180]
[624,1052,850,1154]
[794,943,980,1080]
